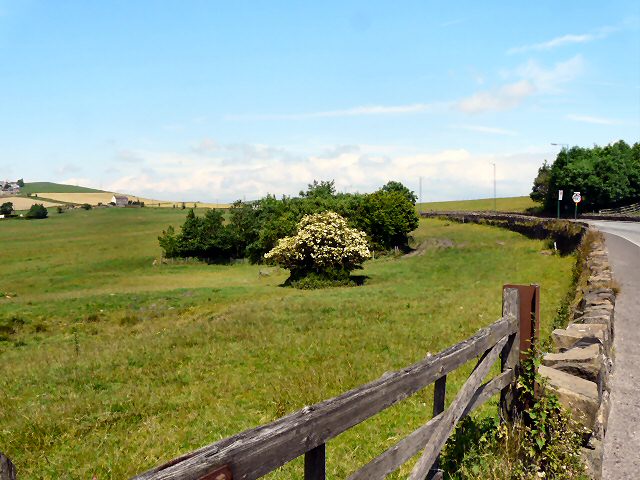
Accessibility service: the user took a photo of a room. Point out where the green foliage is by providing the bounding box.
[81,203,92,210]
[299,179,336,198]
[380,180,418,205]
[529,161,551,203]
[159,180,420,263]
[354,190,420,250]
[537,141,640,213]
[0,202,13,215]
[17,178,25,187]
[25,203,48,219]
[441,353,587,479]
[18,182,105,195]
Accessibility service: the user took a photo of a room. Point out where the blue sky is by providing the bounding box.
[1,1,639,202]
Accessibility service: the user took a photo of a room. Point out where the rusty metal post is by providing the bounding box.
[503,284,540,359]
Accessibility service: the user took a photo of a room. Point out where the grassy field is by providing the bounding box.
[0,208,574,479]
[0,196,62,210]
[418,196,538,213]
[18,182,107,195]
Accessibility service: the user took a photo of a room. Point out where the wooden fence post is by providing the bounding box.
[500,287,520,422]
[427,375,447,479]
[304,443,325,480]
[0,453,16,480]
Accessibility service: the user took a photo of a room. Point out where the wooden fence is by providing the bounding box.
[130,285,538,480]
[0,285,539,480]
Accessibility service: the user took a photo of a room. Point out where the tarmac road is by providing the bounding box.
[586,221,640,478]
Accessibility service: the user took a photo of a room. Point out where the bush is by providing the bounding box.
[25,204,48,219]
[354,190,420,250]
[81,203,92,210]
[264,211,370,286]
[159,180,420,264]
[0,202,13,215]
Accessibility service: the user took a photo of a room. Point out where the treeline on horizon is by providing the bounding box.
[531,140,640,213]
[158,180,419,263]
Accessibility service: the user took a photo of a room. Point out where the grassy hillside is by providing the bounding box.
[0,208,573,478]
[19,182,107,195]
[418,196,538,213]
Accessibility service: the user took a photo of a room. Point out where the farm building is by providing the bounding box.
[1,180,20,195]
[111,194,128,207]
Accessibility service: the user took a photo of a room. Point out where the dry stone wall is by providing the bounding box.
[539,231,615,479]
[421,211,616,478]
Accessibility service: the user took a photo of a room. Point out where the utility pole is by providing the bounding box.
[551,143,569,219]
[492,163,496,213]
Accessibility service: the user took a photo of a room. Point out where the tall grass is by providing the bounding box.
[0,210,574,478]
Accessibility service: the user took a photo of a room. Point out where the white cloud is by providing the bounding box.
[97,140,547,202]
[228,103,442,120]
[441,18,465,27]
[457,55,584,113]
[457,80,536,113]
[515,55,584,93]
[566,114,617,125]
[508,34,595,54]
[508,25,616,54]
[454,125,518,136]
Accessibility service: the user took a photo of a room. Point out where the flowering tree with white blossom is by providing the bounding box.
[264,211,370,284]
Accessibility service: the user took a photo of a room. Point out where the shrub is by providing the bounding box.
[81,203,92,210]
[441,352,587,479]
[25,204,48,219]
[0,202,13,215]
[354,190,420,250]
[264,211,370,285]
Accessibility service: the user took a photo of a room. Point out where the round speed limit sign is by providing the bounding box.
[572,192,581,203]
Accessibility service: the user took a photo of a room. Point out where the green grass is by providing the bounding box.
[18,182,107,195]
[418,196,538,213]
[0,209,574,479]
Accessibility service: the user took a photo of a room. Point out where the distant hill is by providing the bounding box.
[19,182,107,195]
[418,196,537,213]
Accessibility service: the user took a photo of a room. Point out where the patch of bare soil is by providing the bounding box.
[405,238,462,257]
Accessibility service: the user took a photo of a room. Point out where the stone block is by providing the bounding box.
[542,343,604,384]
[593,390,610,441]
[581,437,603,480]
[538,365,599,431]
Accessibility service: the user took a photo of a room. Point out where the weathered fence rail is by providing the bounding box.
[129,285,537,480]
[599,202,640,214]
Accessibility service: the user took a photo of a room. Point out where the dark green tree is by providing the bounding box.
[0,202,13,215]
[530,161,551,203]
[26,204,48,219]
[300,180,336,198]
[380,180,418,205]
[356,190,419,250]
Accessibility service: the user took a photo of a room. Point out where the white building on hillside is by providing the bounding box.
[111,194,128,207]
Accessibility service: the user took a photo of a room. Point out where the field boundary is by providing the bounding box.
[127,286,537,480]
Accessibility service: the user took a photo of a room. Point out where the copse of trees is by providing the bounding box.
[25,204,48,219]
[158,180,420,263]
[531,141,640,213]
[0,202,13,215]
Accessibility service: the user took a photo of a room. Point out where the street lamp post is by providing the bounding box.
[551,143,569,219]
[491,163,496,213]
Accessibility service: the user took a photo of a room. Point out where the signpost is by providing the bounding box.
[572,191,581,219]
[558,190,563,219]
